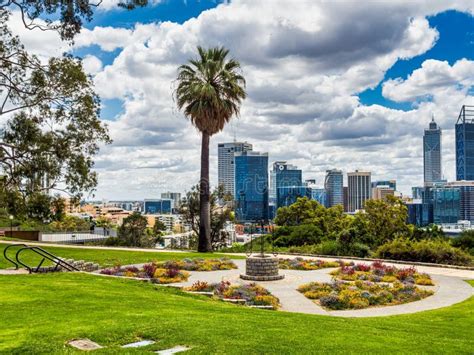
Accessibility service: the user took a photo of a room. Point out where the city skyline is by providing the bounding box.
[9,1,473,199]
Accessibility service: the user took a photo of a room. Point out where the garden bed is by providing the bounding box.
[99,263,189,284]
[184,281,279,309]
[155,258,237,271]
[298,280,434,310]
[330,261,434,286]
[279,257,348,270]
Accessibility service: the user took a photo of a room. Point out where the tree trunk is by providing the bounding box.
[198,131,212,252]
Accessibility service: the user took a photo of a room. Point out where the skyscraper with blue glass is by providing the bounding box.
[218,142,253,196]
[456,105,474,181]
[269,161,303,214]
[424,116,442,184]
[324,169,343,207]
[432,187,460,224]
[234,151,269,222]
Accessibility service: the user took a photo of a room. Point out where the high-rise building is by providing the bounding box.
[234,151,268,222]
[347,170,371,212]
[433,187,460,224]
[276,186,312,208]
[161,192,182,209]
[324,169,343,207]
[456,105,474,181]
[144,199,173,214]
[343,186,349,212]
[372,185,395,200]
[218,142,253,196]
[446,181,474,222]
[406,200,423,226]
[311,188,327,207]
[372,180,397,191]
[269,161,302,211]
[424,116,442,184]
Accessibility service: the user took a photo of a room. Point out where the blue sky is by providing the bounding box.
[75,3,474,122]
[34,0,473,199]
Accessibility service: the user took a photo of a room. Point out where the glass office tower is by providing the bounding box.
[269,161,302,215]
[456,105,474,181]
[311,188,327,206]
[234,151,269,222]
[218,142,253,196]
[276,186,312,208]
[144,199,173,214]
[432,187,460,224]
[324,169,343,207]
[423,117,442,184]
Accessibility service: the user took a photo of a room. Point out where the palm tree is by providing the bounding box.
[175,46,246,252]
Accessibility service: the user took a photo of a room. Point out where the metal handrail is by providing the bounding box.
[8,245,80,274]
[3,243,29,269]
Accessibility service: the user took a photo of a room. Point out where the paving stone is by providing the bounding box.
[156,346,191,354]
[68,339,102,351]
[122,340,155,348]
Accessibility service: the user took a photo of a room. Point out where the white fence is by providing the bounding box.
[40,232,109,244]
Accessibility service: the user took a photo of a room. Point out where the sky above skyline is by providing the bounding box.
[10,0,474,200]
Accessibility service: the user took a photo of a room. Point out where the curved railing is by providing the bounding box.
[3,243,80,273]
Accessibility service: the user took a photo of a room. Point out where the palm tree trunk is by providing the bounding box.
[198,131,212,252]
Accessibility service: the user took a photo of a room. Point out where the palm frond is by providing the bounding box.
[174,46,247,135]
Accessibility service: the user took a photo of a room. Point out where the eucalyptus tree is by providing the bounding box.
[175,47,246,252]
[0,0,145,211]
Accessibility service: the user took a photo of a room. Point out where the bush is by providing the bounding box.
[375,238,472,266]
[452,231,474,255]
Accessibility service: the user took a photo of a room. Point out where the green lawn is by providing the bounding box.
[0,242,242,269]
[0,273,472,353]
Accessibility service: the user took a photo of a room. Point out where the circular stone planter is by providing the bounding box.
[240,255,285,281]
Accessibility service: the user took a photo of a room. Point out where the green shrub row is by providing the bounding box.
[374,238,472,266]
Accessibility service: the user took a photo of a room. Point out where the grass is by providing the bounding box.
[0,242,242,269]
[0,273,473,353]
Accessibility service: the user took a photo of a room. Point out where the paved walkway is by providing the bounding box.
[0,269,29,275]
[165,259,473,317]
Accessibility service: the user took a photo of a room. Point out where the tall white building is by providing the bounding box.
[347,170,371,212]
[218,142,253,196]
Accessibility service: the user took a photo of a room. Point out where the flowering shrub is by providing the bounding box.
[278,257,348,270]
[143,263,157,278]
[99,263,189,284]
[184,281,279,309]
[298,280,433,310]
[185,281,214,292]
[155,258,237,271]
[330,262,434,286]
[151,269,190,284]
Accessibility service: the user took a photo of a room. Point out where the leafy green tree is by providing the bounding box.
[0,14,111,198]
[179,184,233,250]
[357,195,410,247]
[0,1,147,41]
[25,192,52,222]
[175,47,246,252]
[410,224,446,241]
[452,230,474,255]
[153,219,167,234]
[275,197,350,236]
[50,195,66,222]
[117,212,148,247]
[48,215,90,232]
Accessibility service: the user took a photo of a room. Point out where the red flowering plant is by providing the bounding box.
[143,262,157,278]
